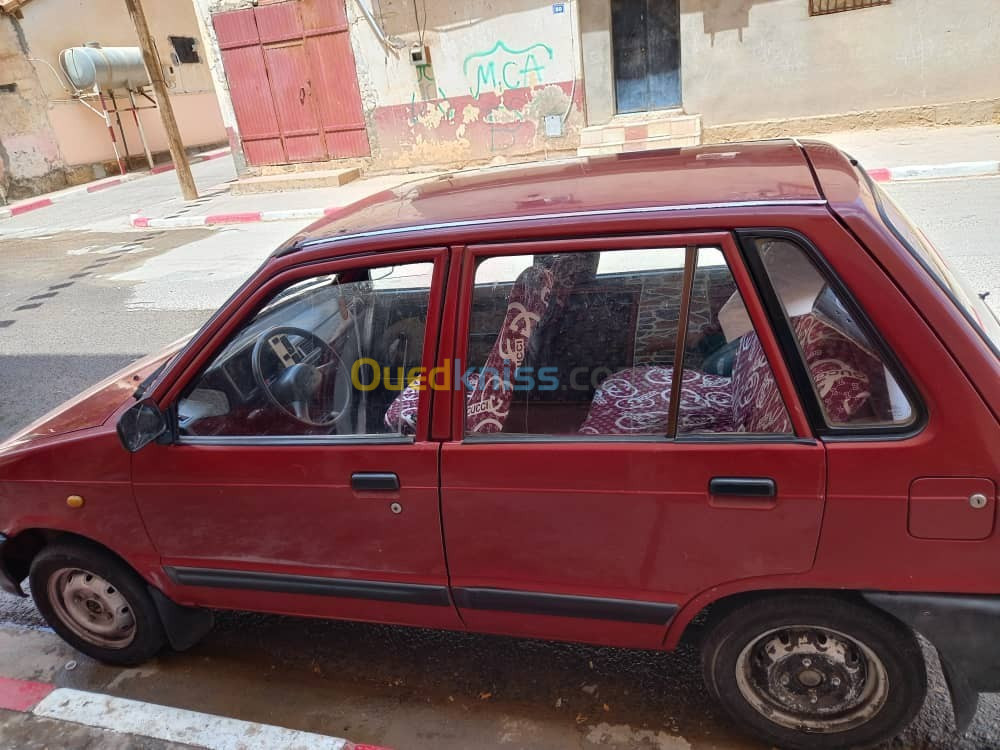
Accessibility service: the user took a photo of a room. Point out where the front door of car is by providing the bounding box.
[132,248,463,630]
[440,234,826,648]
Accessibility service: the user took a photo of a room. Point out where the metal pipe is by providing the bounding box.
[353,0,407,50]
[128,89,155,170]
[97,91,126,175]
[107,91,131,172]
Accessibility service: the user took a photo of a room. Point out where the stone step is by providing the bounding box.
[231,167,361,195]
[580,114,702,147]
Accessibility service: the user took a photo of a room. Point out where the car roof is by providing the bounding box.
[282,139,827,254]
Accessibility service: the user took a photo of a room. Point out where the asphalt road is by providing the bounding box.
[0,174,998,749]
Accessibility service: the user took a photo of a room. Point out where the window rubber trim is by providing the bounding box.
[735,228,927,441]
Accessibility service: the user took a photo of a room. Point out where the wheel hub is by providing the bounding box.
[47,568,136,649]
[735,625,889,733]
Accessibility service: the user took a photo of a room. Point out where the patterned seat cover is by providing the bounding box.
[580,312,883,436]
[384,253,598,435]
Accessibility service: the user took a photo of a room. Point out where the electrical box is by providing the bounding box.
[544,115,563,138]
[410,44,430,66]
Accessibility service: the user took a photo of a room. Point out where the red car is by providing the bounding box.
[1,141,998,749]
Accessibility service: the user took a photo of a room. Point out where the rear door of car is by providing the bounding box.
[438,232,825,649]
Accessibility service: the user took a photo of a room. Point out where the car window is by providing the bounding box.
[753,238,915,428]
[460,246,792,438]
[178,262,435,438]
[875,185,1000,354]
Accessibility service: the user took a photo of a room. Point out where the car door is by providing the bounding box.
[440,233,826,649]
[132,248,463,630]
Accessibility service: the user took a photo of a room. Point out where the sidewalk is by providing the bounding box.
[2,124,998,233]
[120,123,1000,230]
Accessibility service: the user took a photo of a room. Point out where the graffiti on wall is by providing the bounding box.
[462,41,554,98]
[374,38,578,167]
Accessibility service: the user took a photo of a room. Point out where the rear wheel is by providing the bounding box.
[29,542,166,666]
[702,595,926,750]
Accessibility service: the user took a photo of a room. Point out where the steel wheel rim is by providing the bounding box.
[46,568,136,649]
[735,624,889,733]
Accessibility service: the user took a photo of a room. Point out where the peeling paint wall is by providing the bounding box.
[195,0,587,172]
[15,0,226,168]
[348,0,585,168]
[0,14,67,201]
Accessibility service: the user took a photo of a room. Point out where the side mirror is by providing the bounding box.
[117,398,168,453]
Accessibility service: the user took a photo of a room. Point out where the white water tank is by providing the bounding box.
[59,43,150,91]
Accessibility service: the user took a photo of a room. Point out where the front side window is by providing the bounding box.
[178,262,434,438]
[753,238,915,428]
[458,246,792,438]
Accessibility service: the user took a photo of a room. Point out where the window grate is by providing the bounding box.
[809,0,890,16]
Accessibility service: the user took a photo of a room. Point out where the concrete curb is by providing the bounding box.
[865,160,1000,183]
[0,674,389,750]
[127,156,1000,230]
[0,148,231,221]
[130,206,332,229]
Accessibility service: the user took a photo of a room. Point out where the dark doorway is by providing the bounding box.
[611,0,681,113]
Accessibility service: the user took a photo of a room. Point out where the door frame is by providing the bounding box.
[609,0,683,114]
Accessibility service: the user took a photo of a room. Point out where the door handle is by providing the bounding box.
[709,477,776,498]
[351,472,400,491]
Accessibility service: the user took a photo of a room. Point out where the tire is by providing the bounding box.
[701,594,926,750]
[29,541,166,666]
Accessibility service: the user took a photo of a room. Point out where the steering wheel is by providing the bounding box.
[251,326,351,428]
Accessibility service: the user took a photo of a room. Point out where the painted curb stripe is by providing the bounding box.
[0,674,393,749]
[33,688,353,750]
[866,167,891,182]
[205,211,262,225]
[10,198,52,216]
[888,159,1000,181]
[0,676,54,712]
[86,178,123,193]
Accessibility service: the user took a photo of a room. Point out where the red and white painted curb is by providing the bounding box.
[865,159,1000,183]
[130,206,333,229]
[125,158,1000,230]
[0,148,231,222]
[0,674,388,750]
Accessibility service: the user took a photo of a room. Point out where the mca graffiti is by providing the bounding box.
[462,40,554,98]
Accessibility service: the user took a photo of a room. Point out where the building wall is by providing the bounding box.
[0,14,66,201]
[10,0,225,170]
[578,0,1000,131]
[348,0,585,168]
[196,0,586,172]
[680,0,1000,127]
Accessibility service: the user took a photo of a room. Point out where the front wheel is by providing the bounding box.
[702,594,926,750]
[29,541,167,666]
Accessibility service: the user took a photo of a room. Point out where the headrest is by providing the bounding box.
[718,240,826,342]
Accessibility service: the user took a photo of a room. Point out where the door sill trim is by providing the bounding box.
[452,587,678,625]
[165,566,451,607]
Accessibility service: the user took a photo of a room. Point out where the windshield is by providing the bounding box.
[875,184,1000,355]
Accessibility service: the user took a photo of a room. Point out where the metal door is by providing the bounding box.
[212,0,370,166]
[611,0,681,113]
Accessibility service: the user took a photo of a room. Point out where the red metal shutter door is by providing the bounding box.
[212,8,284,166]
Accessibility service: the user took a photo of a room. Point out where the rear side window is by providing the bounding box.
[753,238,915,428]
